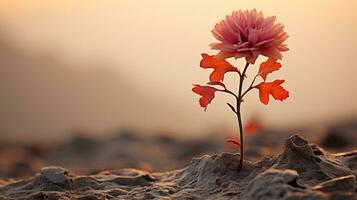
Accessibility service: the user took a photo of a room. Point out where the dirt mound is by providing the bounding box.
[0,135,356,200]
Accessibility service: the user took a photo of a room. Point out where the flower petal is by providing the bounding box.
[210,9,288,62]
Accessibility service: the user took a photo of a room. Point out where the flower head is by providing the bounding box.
[210,9,289,64]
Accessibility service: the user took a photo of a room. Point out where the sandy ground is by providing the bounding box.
[0,135,356,199]
[0,119,357,179]
[0,120,356,199]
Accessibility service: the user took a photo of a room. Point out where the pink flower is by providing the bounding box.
[210,9,289,64]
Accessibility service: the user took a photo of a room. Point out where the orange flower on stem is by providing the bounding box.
[193,9,289,172]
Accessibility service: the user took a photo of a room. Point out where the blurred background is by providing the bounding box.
[0,0,357,178]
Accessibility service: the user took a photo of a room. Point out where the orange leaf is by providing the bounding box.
[225,134,240,150]
[244,120,261,135]
[258,58,281,81]
[200,54,238,82]
[257,80,289,105]
[192,85,218,111]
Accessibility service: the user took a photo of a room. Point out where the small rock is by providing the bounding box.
[244,169,305,200]
[40,166,68,185]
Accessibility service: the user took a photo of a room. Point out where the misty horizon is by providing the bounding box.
[0,0,357,140]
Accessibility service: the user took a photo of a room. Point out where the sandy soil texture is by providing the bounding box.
[0,135,356,200]
[1,119,357,179]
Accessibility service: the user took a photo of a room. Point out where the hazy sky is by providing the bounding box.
[0,0,357,137]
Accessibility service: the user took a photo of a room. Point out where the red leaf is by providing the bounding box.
[244,120,261,135]
[225,134,240,150]
[258,58,281,81]
[200,53,238,82]
[257,80,289,105]
[192,85,218,110]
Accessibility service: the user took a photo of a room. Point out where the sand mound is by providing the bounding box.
[0,135,356,200]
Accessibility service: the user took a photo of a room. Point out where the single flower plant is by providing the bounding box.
[193,9,289,171]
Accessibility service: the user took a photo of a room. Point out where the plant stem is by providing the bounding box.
[240,75,258,100]
[237,62,249,171]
